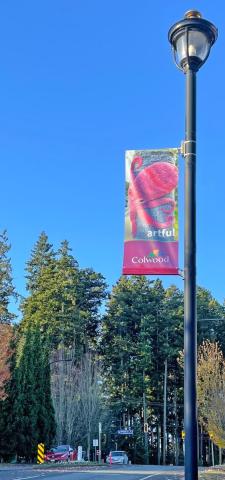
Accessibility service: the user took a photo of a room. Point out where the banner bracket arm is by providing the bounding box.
[179,141,185,157]
[180,140,197,158]
[178,269,184,280]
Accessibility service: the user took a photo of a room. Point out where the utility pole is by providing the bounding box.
[163,326,168,466]
[219,447,222,465]
[143,392,149,464]
[174,388,179,466]
[211,440,215,466]
[98,422,102,464]
[157,423,161,465]
[163,358,168,465]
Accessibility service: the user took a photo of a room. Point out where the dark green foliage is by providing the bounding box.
[0,326,56,461]
[197,286,224,347]
[0,230,17,324]
[0,333,18,460]
[31,328,56,448]
[1,230,224,465]
[21,234,107,353]
[131,417,146,464]
[101,276,157,412]
[25,231,56,293]
[100,277,224,464]
[77,267,108,346]
[5,232,107,460]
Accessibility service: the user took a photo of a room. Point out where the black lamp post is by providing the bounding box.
[168,10,217,480]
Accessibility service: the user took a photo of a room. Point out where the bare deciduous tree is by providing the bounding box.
[50,348,102,457]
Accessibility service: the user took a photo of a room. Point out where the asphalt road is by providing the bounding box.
[0,465,184,480]
[0,465,223,480]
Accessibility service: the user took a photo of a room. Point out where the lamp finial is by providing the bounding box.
[184,10,202,19]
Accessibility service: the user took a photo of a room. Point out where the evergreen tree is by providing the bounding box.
[0,325,56,461]
[18,233,107,454]
[32,327,56,447]
[132,416,146,464]
[77,266,108,349]
[0,323,13,398]
[56,241,107,351]
[21,235,107,352]
[161,285,184,462]
[101,276,160,420]
[0,331,18,460]
[20,232,57,335]
[25,231,55,293]
[0,230,17,323]
[14,327,39,460]
[197,286,224,347]
[101,277,186,463]
[100,277,225,464]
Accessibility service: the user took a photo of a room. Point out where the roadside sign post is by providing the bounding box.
[93,439,98,462]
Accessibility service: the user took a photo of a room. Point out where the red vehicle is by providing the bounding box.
[45,444,77,462]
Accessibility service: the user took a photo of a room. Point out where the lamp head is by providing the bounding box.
[168,10,218,72]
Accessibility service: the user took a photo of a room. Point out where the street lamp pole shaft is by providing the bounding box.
[184,68,198,480]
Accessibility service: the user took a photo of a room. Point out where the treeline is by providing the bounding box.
[0,230,224,465]
[0,230,107,461]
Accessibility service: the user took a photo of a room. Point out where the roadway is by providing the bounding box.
[0,465,222,480]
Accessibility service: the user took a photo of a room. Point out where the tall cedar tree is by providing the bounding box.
[0,331,18,460]
[0,230,17,323]
[0,325,55,461]
[0,323,13,399]
[21,234,107,352]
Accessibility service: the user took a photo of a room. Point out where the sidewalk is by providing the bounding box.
[200,466,225,479]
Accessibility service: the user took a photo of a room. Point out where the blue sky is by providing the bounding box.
[1,1,224,315]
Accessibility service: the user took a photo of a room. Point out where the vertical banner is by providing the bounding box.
[122,148,179,275]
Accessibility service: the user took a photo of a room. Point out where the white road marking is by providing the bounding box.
[13,474,45,480]
[139,474,163,480]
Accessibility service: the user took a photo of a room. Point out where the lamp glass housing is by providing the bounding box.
[176,29,210,67]
[168,14,218,72]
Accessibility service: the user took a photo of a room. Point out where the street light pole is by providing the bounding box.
[168,10,218,480]
[184,63,197,480]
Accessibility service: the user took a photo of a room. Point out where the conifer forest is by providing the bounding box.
[0,230,225,466]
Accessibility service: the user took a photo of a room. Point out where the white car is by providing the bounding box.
[106,450,128,464]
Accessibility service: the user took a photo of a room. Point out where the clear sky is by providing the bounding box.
[1,1,224,316]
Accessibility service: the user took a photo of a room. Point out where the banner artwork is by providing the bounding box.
[122,148,179,275]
